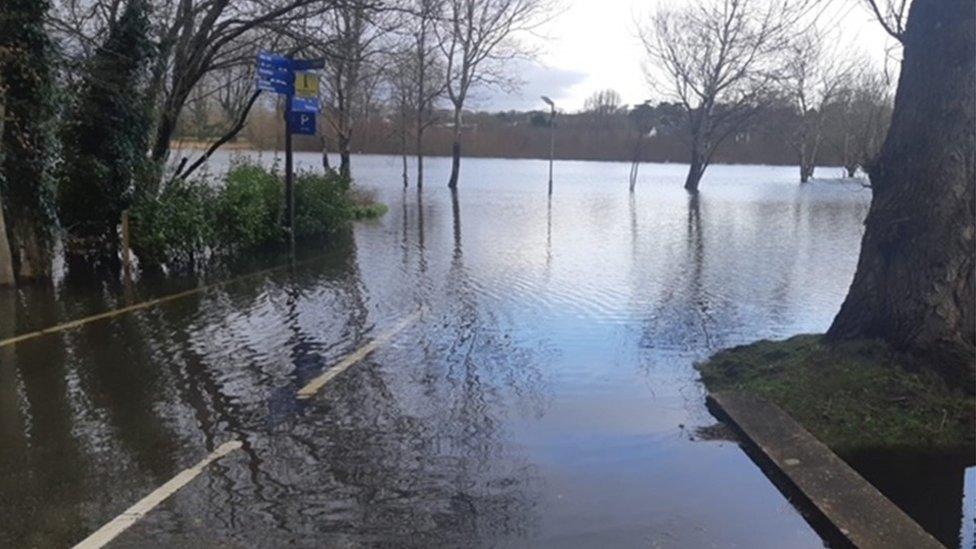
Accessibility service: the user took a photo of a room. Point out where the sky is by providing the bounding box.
[478,0,898,112]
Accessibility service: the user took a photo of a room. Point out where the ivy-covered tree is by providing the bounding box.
[58,0,155,251]
[0,0,58,280]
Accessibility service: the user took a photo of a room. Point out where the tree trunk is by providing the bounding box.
[400,122,409,188]
[0,89,13,287]
[7,207,51,280]
[416,123,425,190]
[448,107,462,189]
[321,136,332,172]
[338,133,351,180]
[0,190,13,288]
[684,144,706,192]
[826,0,975,387]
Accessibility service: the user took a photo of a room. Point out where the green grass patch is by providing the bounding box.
[697,335,975,455]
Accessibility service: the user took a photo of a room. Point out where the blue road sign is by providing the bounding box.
[256,51,295,95]
[256,65,291,79]
[288,111,316,135]
[256,77,294,95]
[257,51,292,69]
[291,96,319,113]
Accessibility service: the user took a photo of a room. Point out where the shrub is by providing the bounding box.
[215,160,283,248]
[129,178,216,265]
[129,163,386,267]
[293,171,354,237]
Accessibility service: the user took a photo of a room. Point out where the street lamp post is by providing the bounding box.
[541,96,555,195]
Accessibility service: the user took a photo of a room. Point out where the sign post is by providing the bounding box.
[255,52,323,247]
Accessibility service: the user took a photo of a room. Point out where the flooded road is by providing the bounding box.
[0,154,964,547]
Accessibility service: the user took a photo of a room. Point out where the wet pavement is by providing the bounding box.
[0,155,967,547]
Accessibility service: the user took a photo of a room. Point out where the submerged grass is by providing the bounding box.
[697,335,975,455]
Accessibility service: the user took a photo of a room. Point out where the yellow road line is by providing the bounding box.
[296,308,425,399]
[0,255,328,350]
[72,440,243,549]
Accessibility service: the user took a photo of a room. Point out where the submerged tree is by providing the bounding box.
[319,0,387,180]
[0,0,58,281]
[58,0,156,252]
[404,0,444,189]
[440,0,550,189]
[782,30,854,183]
[826,0,975,386]
[831,64,893,178]
[640,0,807,192]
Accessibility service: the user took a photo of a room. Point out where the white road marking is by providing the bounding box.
[72,440,243,549]
[296,309,424,399]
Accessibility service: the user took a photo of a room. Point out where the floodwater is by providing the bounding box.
[0,153,969,548]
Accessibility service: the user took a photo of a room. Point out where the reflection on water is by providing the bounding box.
[1,154,962,547]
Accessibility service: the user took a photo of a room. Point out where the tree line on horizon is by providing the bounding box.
[174,82,891,178]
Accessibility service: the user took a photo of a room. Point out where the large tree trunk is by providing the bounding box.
[448,107,462,189]
[826,0,975,387]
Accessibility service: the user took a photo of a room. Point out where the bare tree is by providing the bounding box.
[627,101,656,191]
[146,0,327,171]
[439,0,551,189]
[314,0,390,180]
[387,49,417,187]
[583,89,623,116]
[782,29,854,182]
[831,62,893,178]
[640,0,812,191]
[404,0,444,189]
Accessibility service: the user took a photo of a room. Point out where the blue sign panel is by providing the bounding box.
[256,77,294,95]
[256,51,294,95]
[291,96,319,113]
[288,111,316,135]
[257,51,292,69]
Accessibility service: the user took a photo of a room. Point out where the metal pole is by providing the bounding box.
[548,106,555,196]
[285,92,295,247]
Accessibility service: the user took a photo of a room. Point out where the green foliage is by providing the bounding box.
[129,178,215,265]
[697,335,976,454]
[57,0,156,243]
[293,171,353,237]
[215,160,283,248]
[129,163,385,266]
[0,0,58,230]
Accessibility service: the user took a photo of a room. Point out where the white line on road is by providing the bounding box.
[296,308,424,399]
[72,440,243,549]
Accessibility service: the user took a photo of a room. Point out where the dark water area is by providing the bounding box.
[0,154,969,547]
[844,450,975,548]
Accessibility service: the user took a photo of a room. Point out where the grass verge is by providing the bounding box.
[696,334,975,455]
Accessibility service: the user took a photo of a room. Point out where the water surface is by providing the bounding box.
[3,154,961,547]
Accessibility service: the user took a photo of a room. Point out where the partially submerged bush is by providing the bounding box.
[215,161,283,248]
[294,171,353,237]
[129,162,385,267]
[129,178,216,265]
